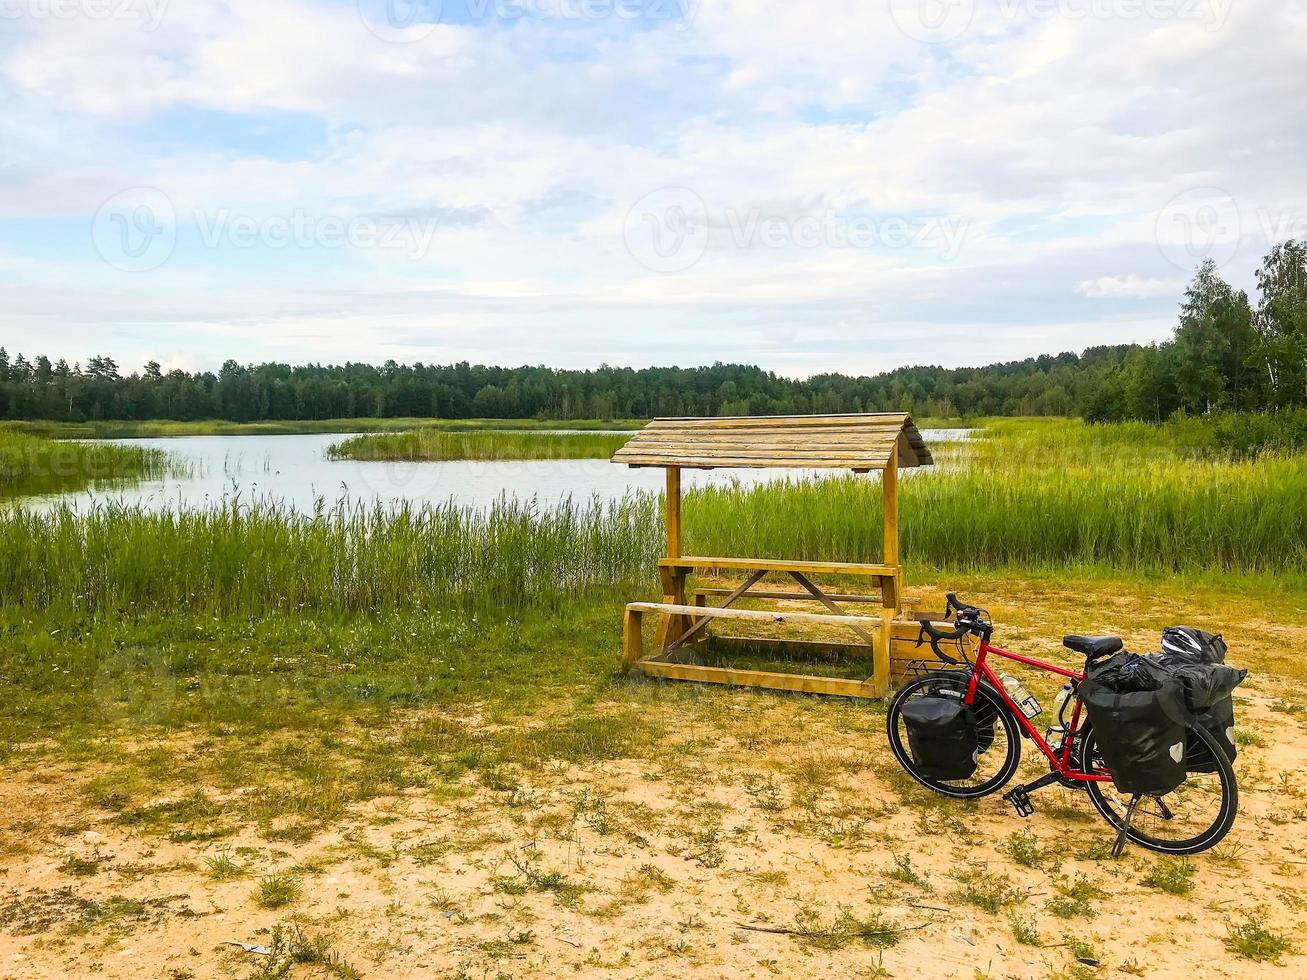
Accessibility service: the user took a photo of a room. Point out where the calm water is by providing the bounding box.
[24,429,974,514]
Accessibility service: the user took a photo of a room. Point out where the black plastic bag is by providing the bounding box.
[901,696,978,780]
[1079,666,1189,796]
[1090,651,1171,693]
[1155,658,1246,712]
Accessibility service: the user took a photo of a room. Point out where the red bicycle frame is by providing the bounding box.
[963,637,1113,783]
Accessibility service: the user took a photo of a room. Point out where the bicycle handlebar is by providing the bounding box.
[915,592,990,664]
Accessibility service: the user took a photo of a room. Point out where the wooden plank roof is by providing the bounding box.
[611,413,933,470]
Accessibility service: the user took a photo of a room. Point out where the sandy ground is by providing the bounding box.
[1,584,1305,979]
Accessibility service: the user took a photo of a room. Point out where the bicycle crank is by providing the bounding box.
[1001,772,1062,817]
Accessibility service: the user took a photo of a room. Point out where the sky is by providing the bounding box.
[0,0,1303,378]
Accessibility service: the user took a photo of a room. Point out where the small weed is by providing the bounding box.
[1207,840,1246,868]
[1004,829,1045,869]
[203,850,246,881]
[1140,856,1195,896]
[58,853,104,877]
[1008,910,1041,946]
[1224,914,1293,962]
[792,906,900,950]
[1048,875,1104,919]
[887,852,930,889]
[251,923,360,979]
[951,869,1023,914]
[493,854,587,908]
[1234,729,1265,748]
[255,875,300,910]
[744,775,787,815]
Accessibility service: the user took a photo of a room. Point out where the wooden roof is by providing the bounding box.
[611,413,933,470]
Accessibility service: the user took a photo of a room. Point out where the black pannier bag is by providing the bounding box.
[901,696,979,780]
[1155,626,1245,771]
[1079,653,1189,796]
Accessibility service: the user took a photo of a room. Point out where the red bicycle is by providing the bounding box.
[886,595,1237,854]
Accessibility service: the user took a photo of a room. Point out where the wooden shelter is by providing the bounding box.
[613,413,936,699]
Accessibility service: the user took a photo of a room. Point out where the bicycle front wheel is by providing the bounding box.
[1081,723,1238,854]
[886,670,1021,799]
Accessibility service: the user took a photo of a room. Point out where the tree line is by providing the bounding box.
[2,241,1302,425]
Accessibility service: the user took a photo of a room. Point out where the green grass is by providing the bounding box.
[1140,857,1195,895]
[687,418,1307,578]
[0,495,660,618]
[256,874,300,909]
[3,417,646,439]
[326,429,633,461]
[0,430,166,497]
[1224,914,1294,962]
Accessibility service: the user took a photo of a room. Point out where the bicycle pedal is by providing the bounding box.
[1003,786,1035,818]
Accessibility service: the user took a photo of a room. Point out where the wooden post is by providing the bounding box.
[881,438,901,613]
[882,442,899,569]
[623,607,644,668]
[656,467,688,650]
[666,467,682,560]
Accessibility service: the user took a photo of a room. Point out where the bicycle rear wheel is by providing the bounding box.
[1081,723,1237,854]
[886,670,1021,799]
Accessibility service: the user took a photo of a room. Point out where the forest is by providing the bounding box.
[2,241,1302,425]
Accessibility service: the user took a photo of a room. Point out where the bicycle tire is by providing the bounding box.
[886,671,1021,799]
[1081,722,1238,854]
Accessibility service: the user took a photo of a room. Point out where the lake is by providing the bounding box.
[21,429,975,514]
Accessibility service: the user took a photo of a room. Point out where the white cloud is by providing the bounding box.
[1077,274,1182,299]
[0,0,1303,374]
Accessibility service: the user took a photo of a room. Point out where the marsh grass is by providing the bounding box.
[5,416,645,439]
[687,418,1307,577]
[326,429,632,461]
[0,430,166,497]
[0,494,660,618]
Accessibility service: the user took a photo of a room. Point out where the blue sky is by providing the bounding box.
[0,0,1303,376]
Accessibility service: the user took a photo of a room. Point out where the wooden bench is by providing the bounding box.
[623,601,889,697]
[660,556,900,608]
